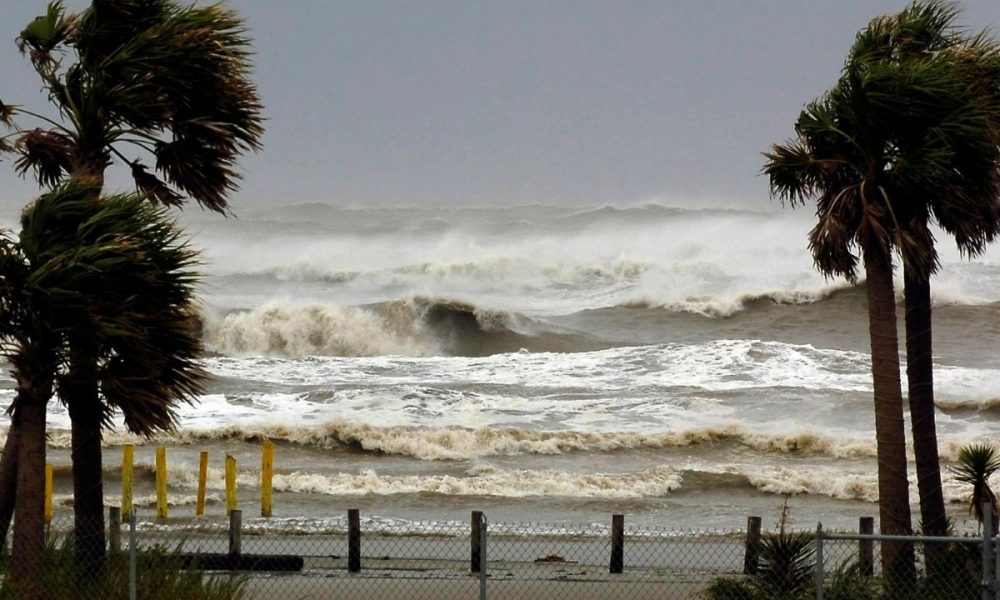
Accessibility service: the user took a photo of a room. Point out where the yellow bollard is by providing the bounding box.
[196,451,208,517]
[261,442,274,518]
[225,454,237,515]
[44,464,53,524]
[155,446,168,519]
[122,445,134,519]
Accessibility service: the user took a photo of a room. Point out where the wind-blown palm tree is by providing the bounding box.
[763,19,1000,584]
[0,184,204,589]
[0,237,59,595]
[845,1,1000,552]
[0,0,263,575]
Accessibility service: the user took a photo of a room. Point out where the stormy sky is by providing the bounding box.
[2,0,1000,210]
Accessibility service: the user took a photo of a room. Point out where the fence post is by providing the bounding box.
[858,516,874,577]
[122,445,134,520]
[348,508,361,573]
[479,513,488,600]
[815,522,825,600]
[261,442,274,518]
[744,515,762,574]
[995,528,1000,600]
[471,510,483,573]
[984,504,994,600]
[196,451,208,517]
[225,454,238,515]
[610,514,624,574]
[229,509,242,556]
[109,506,121,554]
[44,464,53,524]
[128,510,137,600]
[155,446,168,519]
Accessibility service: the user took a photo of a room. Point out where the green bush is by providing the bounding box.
[0,538,247,600]
[824,560,877,600]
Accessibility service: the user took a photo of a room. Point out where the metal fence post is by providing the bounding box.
[129,510,137,600]
[744,516,761,574]
[479,513,488,600]
[858,516,874,577]
[815,522,825,600]
[610,514,624,574]
[109,506,121,554]
[229,509,242,556]
[471,510,483,573]
[984,505,994,600]
[995,530,1000,600]
[348,508,361,573]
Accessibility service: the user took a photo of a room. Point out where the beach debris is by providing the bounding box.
[534,553,576,563]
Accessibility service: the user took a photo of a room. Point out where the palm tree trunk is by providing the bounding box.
[10,358,53,597]
[903,271,947,569]
[864,256,916,589]
[66,334,106,579]
[0,417,21,554]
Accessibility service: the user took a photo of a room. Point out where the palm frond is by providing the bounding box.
[14,129,74,187]
[950,443,1000,527]
[16,183,206,435]
[69,0,264,212]
[17,2,76,74]
[0,100,16,127]
[131,162,183,208]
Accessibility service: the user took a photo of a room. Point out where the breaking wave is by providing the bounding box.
[201,296,605,357]
[64,422,882,461]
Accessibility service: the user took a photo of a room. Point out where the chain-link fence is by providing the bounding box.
[2,509,998,599]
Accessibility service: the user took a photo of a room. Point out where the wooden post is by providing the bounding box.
[121,445,134,519]
[471,510,483,573]
[109,506,121,553]
[155,446,168,519]
[348,508,361,573]
[196,451,208,517]
[228,509,242,556]
[261,442,274,518]
[610,514,625,573]
[225,454,237,515]
[983,505,994,600]
[744,516,762,575]
[858,516,874,577]
[44,464,53,524]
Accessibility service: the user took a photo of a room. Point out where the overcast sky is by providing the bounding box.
[2,0,1000,210]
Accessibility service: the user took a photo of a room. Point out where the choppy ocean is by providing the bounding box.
[6,202,1000,532]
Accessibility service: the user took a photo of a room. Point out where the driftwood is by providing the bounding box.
[173,553,304,572]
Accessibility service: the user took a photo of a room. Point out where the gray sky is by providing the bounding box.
[2,0,1000,209]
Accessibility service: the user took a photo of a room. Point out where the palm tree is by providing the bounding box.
[0,184,205,585]
[761,25,1000,586]
[1,0,263,575]
[846,1,1000,551]
[951,444,1000,535]
[0,236,58,594]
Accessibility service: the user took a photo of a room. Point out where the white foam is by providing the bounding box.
[203,301,436,357]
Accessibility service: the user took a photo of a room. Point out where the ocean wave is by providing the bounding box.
[619,284,854,318]
[201,296,604,358]
[52,492,222,510]
[935,397,1000,412]
[60,422,879,461]
[156,464,682,499]
[202,301,437,357]
[710,464,976,505]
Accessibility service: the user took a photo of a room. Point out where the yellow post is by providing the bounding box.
[44,464,53,524]
[122,445,134,519]
[196,451,208,517]
[225,454,237,515]
[261,442,274,517]
[155,446,168,519]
